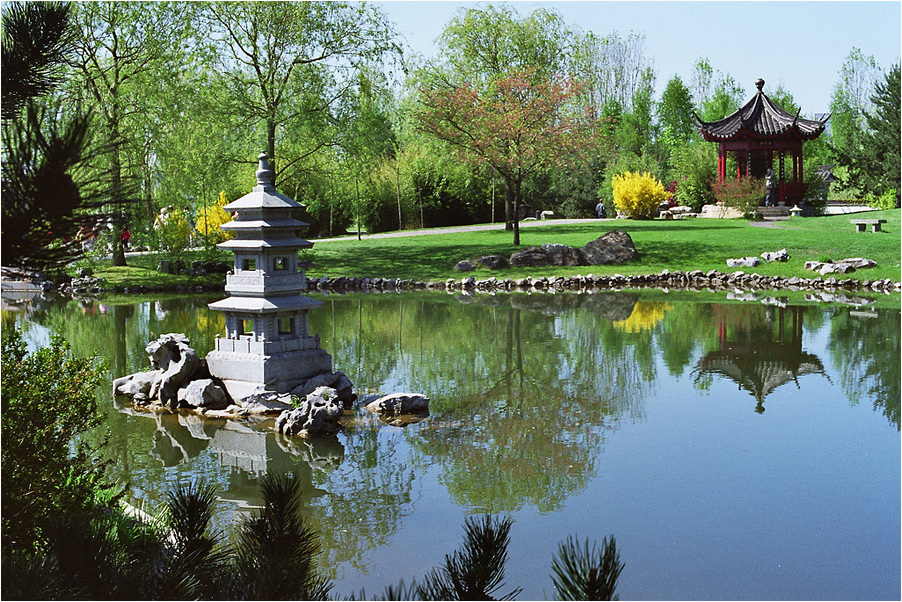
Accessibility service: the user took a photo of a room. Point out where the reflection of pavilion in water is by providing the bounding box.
[694,305,828,412]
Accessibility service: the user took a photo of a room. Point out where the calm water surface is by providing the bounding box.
[3,289,899,600]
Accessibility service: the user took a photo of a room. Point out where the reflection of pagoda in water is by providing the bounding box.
[694,305,828,412]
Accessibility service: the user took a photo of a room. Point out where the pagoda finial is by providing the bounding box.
[256,152,274,186]
[756,78,765,92]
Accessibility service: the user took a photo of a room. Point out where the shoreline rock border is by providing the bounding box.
[303,270,900,295]
[24,268,901,299]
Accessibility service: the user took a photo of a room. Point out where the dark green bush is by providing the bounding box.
[1,330,112,553]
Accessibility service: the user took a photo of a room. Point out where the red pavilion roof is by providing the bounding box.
[694,79,829,142]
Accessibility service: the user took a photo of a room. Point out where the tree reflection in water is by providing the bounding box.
[3,289,899,591]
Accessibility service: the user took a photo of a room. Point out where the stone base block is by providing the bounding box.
[206,346,333,396]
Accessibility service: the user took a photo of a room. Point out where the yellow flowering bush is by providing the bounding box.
[612,171,670,219]
[195,191,235,244]
[153,206,192,262]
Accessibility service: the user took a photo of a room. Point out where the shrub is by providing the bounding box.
[195,191,235,245]
[867,188,898,209]
[713,177,765,218]
[612,171,670,219]
[1,330,111,553]
[151,206,192,264]
[598,151,661,209]
[670,142,717,210]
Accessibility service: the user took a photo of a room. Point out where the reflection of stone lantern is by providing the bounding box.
[206,153,332,402]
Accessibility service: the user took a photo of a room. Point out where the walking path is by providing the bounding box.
[313,217,608,243]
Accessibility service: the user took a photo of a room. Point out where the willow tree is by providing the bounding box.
[68,1,194,265]
[202,1,398,184]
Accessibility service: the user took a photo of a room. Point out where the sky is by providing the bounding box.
[372,0,901,115]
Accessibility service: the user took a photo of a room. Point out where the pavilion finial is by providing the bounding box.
[255,152,274,186]
[755,78,765,92]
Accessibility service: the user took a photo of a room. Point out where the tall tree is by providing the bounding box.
[68,1,193,266]
[425,4,580,232]
[203,1,398,184]
[829,48,883,192]
[573,30,652,119]
[418,69,596,245]
[836,64,900,203]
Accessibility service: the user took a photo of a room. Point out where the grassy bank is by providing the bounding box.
[305,209,901,282]
[91,210,901,287]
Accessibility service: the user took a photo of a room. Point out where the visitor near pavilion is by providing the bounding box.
[765,168,776,206]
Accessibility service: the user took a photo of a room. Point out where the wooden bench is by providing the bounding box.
[851,218,887,232]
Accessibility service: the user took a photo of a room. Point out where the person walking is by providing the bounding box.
[595,200,607,218]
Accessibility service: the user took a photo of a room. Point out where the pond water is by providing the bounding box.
[3,289,900,600]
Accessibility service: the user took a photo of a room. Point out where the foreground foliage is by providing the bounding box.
[3,471,623,601]
[1,330,111,553]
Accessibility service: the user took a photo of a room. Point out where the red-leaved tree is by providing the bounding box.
[417,69,597,245]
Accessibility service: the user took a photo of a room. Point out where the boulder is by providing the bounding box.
[146,334,202,407]
[761,248,789,262]
[240,390,294,414]
[113,370,159,398]
[509,246,550,267]
[276,386,343,436]
[365,392,430,415]
[453,259,479,271]
[289,371,355,408]
[726,257,761,268]
[541,243,583,266]
[835,257,876,270]
[476,255,509,270]
[181,378,229,410]
[579,230,640,265]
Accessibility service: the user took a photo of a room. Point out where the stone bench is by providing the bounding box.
[851,219,887,232]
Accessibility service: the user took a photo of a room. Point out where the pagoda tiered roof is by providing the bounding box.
[694,79,829,142]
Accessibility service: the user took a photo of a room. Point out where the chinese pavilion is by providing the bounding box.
[694,79,830,206]
[206,153,332,402]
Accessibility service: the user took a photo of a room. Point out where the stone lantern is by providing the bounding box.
[206,153,332,401]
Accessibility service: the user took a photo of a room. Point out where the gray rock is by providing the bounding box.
[509,246,550,267]
[113,370,159,398]
[726,257,761,268]
[276,386,343,436]
[541,243,583,266]
[182,378,229,410]
[146,334,202,407]
[290,371,355,408]
[835,257,876,270]
[579,230,640,265]
[365,392,430,415]
[476,255,509,270]
[240,390,294,414]
[760,248,789,262]
[453,259,479,271]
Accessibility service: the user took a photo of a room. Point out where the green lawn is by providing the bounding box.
[305,209,901,282]
[92,209,901,286]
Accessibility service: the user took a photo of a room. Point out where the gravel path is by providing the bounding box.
[313,218,610,243]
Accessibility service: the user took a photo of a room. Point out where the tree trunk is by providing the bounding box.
[396,162,402,231]
[505,178,521,245]
[267,119,277,183]
[109,115,127,266]
[504,185,513,231]
[355,176,362,241]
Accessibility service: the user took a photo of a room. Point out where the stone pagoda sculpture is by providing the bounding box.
[205,153,333,402]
